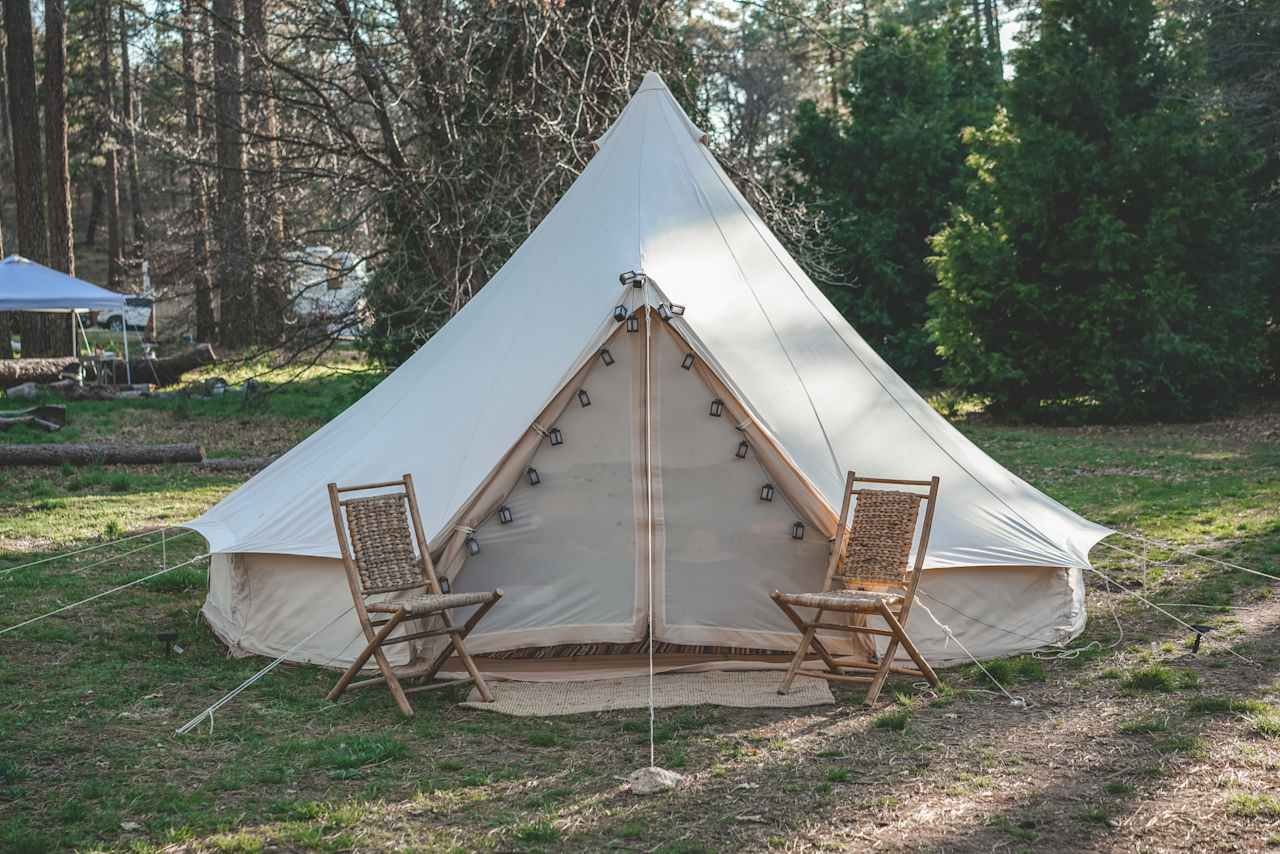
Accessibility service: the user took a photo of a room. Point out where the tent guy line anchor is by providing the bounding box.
[913,598,1028,708]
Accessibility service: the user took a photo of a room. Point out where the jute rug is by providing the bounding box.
[460,670,834,716]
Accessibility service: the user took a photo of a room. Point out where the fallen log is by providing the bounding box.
[199,456,278,472]
[0,404,66,433]
[0,344,218,388]
[0,442,204,466]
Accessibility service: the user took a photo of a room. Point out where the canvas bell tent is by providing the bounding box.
[188,72,1112,677]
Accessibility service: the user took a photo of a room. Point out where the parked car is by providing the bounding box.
[96,296,154,331]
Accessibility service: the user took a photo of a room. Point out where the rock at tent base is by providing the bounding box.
[627,766,683,795]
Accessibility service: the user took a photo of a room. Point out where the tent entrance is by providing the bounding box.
[443,308,841,659]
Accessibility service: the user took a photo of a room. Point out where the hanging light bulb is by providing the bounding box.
[549,427,564,445]
[627,314,640,333]
[498,506,513,524]
[600,348,615,366]
[527,467,541,486]
[792,521,806,540]
[760,483,775,502]
[577,389,591,407]
[709,399,724,417]
[736,440,749,459]
[613,305,628,323]
[465,536,481,556]
[681,353,695,370]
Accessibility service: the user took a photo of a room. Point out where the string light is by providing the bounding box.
[792,521,806,540]
[600,348,615,366]
[613,305,628,322]
[465,536,481,556]
[760,483,775,502]
[498,506,513,524]
[549,427,564,445]
[577,389,591,407]
[681,353,695,370]
[709,399,724,417]
[627,314,640,333]
[527,467,541,486]
[736,441,749,459]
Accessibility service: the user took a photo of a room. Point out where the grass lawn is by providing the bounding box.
[1,355,1278,853]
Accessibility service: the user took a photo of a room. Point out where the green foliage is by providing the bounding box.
[787,15,997,383]
[1122,664,1197,692]
[928,0,1267,421]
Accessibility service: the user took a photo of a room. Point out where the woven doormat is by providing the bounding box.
[460,670,834,717]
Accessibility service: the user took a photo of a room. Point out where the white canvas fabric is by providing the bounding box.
[190,72,1111,671]
[0,255,127,311]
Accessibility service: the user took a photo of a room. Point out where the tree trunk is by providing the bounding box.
[0,343,217,386]
[118,2,147,252]
[243,0,287,342]
[43,0,75,358]
[4,0,60,358]
[212,0,253,349]
[0,442,205,466]
[0,28,8,359]
[3,0,48,264]
[982,0,1002,80]
[86,178,103,247]
[97,1,124,291]
[182,0,216,343]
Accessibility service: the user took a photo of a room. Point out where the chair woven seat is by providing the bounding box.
[773,589,903,612]
[368,590,499,616]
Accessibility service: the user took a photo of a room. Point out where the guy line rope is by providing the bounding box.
[0,526,191,577]
[0,551,211,637]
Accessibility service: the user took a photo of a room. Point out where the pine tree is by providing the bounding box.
[928,0,1265,420]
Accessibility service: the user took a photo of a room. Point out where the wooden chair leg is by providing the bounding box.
[864,635,900,706]
[772,596,844,674]
[779,624,818,695]
[372,644,414,717]
[328,612,404,702]
[417,595,502,700]
[878,603,939,688]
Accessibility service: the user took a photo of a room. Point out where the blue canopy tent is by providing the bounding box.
[0,255,132,383]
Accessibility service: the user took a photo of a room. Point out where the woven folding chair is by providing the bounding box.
[772,472,941,705]
[326,474,502,716]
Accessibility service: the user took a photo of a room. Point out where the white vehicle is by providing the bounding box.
[285,246,368,335]
[96,295,154,331]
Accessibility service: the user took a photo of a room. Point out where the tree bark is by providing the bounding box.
[1,0,43,265]
[0,443,205,466]
[212,0,253,349]
[43,0,75,358]
[97,1,124,291]
[182,0,217,343]
[0,343,218,386]
[0,27,8,359]
[243,0,287,341]
[118,2,147,251]
[4,0,62,358]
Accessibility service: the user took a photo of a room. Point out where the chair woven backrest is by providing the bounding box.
[342,493,424,594]
[834,489,923,588]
